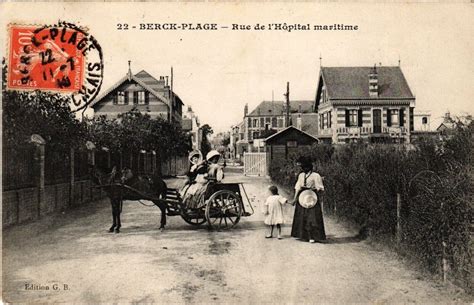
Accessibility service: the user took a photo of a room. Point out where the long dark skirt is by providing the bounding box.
[291,193,326,241]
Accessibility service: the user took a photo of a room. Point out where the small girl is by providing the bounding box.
[262,185,288,239]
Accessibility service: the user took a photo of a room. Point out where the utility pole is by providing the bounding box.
[284,81,290,127]
[170,66,174,123]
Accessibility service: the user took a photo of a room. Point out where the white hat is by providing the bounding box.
[298,189,318,208]
[206,150,220,161]
[188,150,203,164]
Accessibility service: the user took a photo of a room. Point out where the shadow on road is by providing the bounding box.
[324,234,365,244]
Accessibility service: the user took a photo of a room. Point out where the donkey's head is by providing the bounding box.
[121,167,134,183]
[91,165,118,186]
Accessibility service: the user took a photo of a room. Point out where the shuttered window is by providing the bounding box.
[346,109,358,127]
[117,91,126,104]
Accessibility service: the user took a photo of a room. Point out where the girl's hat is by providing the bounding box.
[188,150,203,164]
[206,150,221,161]
[298,189,318,208]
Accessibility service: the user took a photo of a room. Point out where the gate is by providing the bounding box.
[243,152,267,176]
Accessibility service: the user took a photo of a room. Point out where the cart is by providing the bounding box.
[117,180,254,230]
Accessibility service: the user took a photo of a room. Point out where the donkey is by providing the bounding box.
[90,165,168,233]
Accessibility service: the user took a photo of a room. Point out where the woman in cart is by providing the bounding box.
[290,156,326,243]
[182,150,224,208]
[180,150,207,203]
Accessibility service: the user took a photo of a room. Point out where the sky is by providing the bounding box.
[1,2,473,133]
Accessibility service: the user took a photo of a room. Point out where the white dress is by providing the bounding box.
[263,195,288,225]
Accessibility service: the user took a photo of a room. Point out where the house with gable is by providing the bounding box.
[315,65,416,144]
[91,63,183,123]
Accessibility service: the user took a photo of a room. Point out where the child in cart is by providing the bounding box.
[262,185,289,239]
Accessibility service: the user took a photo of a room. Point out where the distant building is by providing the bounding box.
[91,63,183,123]
[265,126,319,162]
[182,106,202,150]
[436,112,473,136]
[241,100,318,152]
[315,65,416,144]
[413,110,432,132]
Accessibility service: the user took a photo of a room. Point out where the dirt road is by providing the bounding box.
[2,172,464,304]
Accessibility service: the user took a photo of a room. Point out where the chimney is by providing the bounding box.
[298,103,302,113]
[296,115,302,130]
[369,65,378,98]
[444,111,451,123]
[244,103,248,117]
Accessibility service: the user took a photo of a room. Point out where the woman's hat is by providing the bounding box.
[188,150,203,164]
[297,156,313,168]
[206,150,221,161]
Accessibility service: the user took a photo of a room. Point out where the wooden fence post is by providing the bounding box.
[37,143,45,218]
[30,134,46,218]
[70,147,75,206]
[442,241,448,283]
[396,193,401,244]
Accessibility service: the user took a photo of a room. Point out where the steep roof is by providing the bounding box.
[247,100,314,117]
[91,70,183,108]
[264,126,319,144]
[320,66,414,99]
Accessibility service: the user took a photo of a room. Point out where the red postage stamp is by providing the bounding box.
[7,25,85,92]
[6,22,103,111]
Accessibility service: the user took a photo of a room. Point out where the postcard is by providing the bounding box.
[1,2,472,304]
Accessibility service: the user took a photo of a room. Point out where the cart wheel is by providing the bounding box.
[180,208,207,226]
[205,190,242,230]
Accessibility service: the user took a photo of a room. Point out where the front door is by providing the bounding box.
[373,109,382,133]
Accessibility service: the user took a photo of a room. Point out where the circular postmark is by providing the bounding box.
[7,21,104,112]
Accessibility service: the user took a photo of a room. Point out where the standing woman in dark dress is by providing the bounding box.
[290,157,326,243]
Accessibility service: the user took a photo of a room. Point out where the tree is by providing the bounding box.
[3,59,86,150]
[200,124,213,156]
[86,108,191,157]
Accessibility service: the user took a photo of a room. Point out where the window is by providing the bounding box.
[117,91,127,104]
[347,110,358,127]
[253,118,259,128]
[138,91,145,104]
[287,141,297,147]
[253,131,259,139]
[345,109,362,127]
[277,118,284,128]
[272,117,277,128]
[390,109,399,126]
[422,117,428,124]
[133,91,148,105]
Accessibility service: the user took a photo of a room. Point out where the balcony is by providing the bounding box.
[336,126,373,135]
[335,126,407,136]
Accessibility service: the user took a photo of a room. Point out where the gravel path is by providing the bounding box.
[2,172,466,304]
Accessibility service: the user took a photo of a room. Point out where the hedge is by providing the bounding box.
[270,126,472,291]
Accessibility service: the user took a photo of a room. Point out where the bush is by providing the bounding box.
[270,126,473,290]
